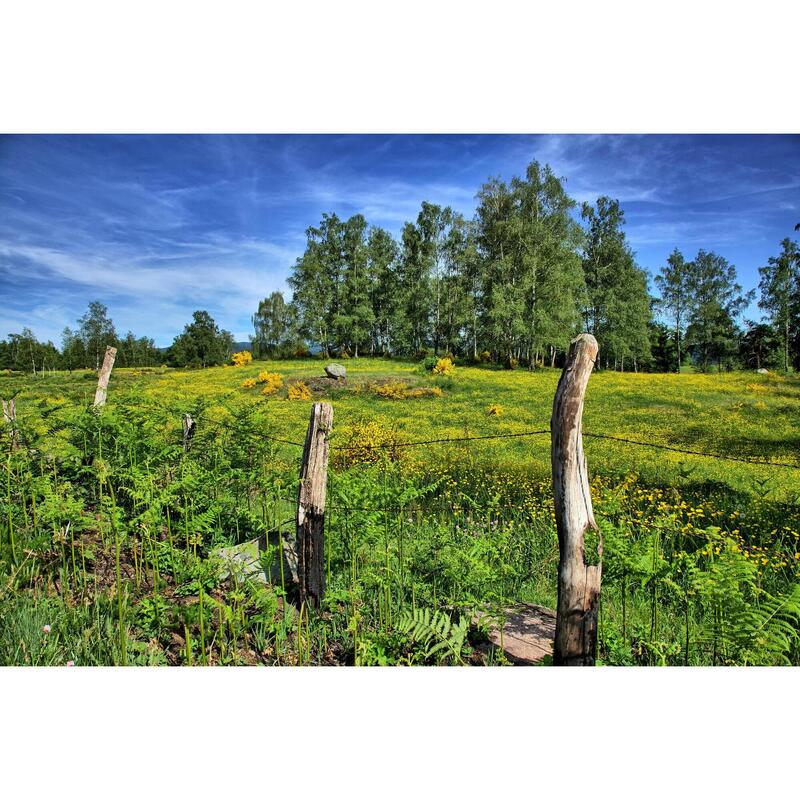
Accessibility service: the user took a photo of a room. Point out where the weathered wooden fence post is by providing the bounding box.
[551,333,601,666]
[2,398,19,451]
[93,346,117,408]
[182,413,196,452]
[297,402,333,609]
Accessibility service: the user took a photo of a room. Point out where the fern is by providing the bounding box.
[716,584,800,666]
[395,607,468,664]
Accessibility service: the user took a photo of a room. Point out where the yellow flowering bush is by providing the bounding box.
[409,386,442,398]
[241,378,257,389]
[432,357,455,376]
[487,403,503,416]
[288,381,312,401]
[333,420,407,468]
[373,382,442,399]
[231,351,253,367]
[259,372,284,395]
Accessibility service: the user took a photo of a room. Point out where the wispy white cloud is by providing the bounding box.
[1,134,798,344]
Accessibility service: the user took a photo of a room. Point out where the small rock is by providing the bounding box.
[472,603,555,665]
[324,363,346,380]
[756,368,769,374]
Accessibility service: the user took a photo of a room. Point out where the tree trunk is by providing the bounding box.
[551,333,601,666]
[786,319,789,373]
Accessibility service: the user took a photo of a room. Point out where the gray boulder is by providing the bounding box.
[325,362,347,380]
[214,529,298,588]
[756,368,769,374]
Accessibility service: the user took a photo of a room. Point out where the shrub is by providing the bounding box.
[333,420,406,468]
[258,372,283,395]
[241,378,256,389]
[479,350,492,363]
[408,386,442,398]
[373,382,442,399]
[373,382,407,399]
[231,351,253,367]
[432,357,455,376]
[288,381,312,401]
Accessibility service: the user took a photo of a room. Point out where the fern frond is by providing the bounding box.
[396,607,468,665]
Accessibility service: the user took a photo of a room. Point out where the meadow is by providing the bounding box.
[1,357,799,666]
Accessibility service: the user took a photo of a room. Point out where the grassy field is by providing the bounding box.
[2,357,799,665]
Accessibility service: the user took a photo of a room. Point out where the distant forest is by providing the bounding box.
[2,160,799,374]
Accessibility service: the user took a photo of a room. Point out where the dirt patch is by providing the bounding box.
[287,376,346,394]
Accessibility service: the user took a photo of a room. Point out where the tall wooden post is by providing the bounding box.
[2,398,19,451]
[551,333,601,666]
[182,413,196,452]
[296,402,332,609]
[93,346,117,408]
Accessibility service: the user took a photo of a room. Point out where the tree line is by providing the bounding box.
[0,303,236,373]
[257,159,800,372]
[0,302,163,374]
[2,159,799,374]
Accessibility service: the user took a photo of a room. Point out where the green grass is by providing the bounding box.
[1,357,799,666]
[7,358,798,494]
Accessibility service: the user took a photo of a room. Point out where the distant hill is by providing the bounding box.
[158,341,252,354]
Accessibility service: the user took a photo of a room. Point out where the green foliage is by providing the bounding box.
[686,250,754,372]
[655,248,693,372]
[1,358,798,666]
[252,291,300,359]
[0,327,61,374]
[759,238,800,372]
[582,196,651,369]
[395,607,469,664]
[168,310,234,368]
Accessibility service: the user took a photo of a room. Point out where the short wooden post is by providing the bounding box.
[93,346,117,408]
[182,413,196,452]
[551,333,601,666]
[296,402,332,609]
[2,398,19,451]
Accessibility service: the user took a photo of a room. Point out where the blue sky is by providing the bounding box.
[1,134,798,347]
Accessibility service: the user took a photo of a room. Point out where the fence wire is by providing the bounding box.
[5,393,800,472]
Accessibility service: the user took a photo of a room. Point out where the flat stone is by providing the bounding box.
[473,603,556,665]
[214,530,298,587]
[756,368,769,374]
[324,363,346,380]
